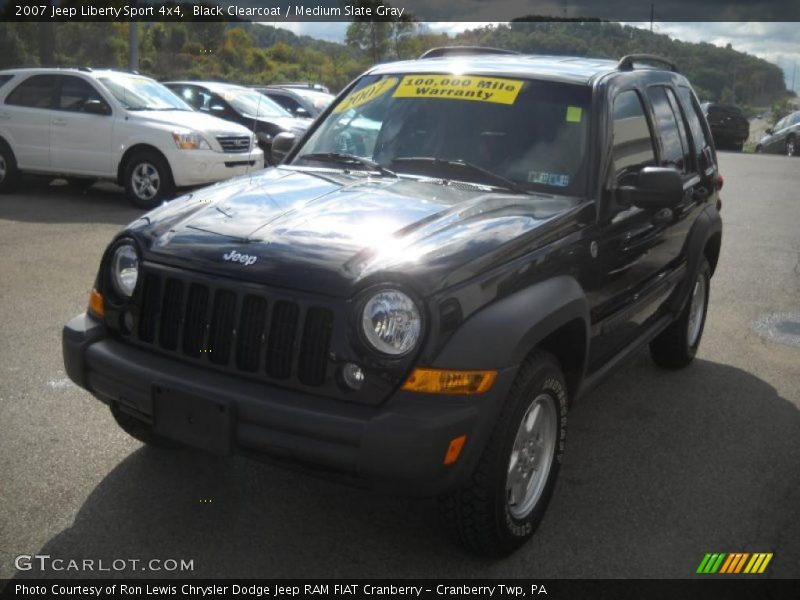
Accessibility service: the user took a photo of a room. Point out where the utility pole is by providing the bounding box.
[128,22,139,71]
[128,0,139,72]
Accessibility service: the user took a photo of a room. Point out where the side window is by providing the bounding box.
[271,93,302,113]
[677,86,711,167]
[5,74,57,109]
[775,117,787,131]
[57,76,108,112]
[791,113,800,126]
[177,86,203,110]
[647,86,689,173]
[664,87,693,172]
[611,90,656,181]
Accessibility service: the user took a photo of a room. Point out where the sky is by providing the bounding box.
[270,21,800,94]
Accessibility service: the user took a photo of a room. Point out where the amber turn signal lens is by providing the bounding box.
[88,288,104,317]
[444,435,467,465]
[402,368,497,395]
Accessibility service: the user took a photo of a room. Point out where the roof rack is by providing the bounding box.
[419,46,520,60]
[617,54,677,72]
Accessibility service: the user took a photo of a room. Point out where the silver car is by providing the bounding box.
[756,110,800,156]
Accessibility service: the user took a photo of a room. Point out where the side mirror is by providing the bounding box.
[295,107,310,119]
[765,128,773,135]
[84,99,111,116]
[617,166,683,209]
[271,131,297,164]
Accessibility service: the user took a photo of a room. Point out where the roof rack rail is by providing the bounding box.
[617,54,677,72]
[419,46,520,59]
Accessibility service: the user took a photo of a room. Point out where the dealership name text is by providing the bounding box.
[13,584,548,597]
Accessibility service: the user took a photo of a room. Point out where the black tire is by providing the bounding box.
[111,405,181,448]
[785,135,796,157]
[122,150,174,209]
[439,351,568,557]
[650,258,711,369]
[65,176,97,191]
[0,140,20,193]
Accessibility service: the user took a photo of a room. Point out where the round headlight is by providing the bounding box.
[361,289,421,356]
[110,244,139,298]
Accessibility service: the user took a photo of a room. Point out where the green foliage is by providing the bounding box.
[770,98,794,125]
[0,21,787,106]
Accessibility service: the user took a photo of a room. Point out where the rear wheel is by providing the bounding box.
[650,258,711,369]
[123,150,174,209]
[439,351,567,557]
[786,135,796,157]
[0,141,20,193]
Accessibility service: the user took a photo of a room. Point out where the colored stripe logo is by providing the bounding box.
[697,553,773,574]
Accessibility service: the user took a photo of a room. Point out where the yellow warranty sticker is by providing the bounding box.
[566,106,583,123]
[333,77,398,114]
[393,75,524,105]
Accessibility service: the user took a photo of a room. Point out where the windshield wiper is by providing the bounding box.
[299,152,397,178]
[391,157,527,194]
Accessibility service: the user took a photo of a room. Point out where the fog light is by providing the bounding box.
[342,363,365,390]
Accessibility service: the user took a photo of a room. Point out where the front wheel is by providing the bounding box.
[0,141,20,193]
[439,351,568,557]
[650,258,711,369]
[123,150,174,209]
[786,136,796,157]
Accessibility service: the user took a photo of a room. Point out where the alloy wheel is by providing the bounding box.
[131,162,161,201]
[687,273,707,348]
[506,392,558,520]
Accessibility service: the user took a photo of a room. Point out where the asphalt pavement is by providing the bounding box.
[1,155,798,580]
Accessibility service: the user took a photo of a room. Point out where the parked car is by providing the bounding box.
[756,110,800,156]
[63,50,722,557]
[700,102,749,151]
[252,84,335,118]
[164,81,309,163]
[0,68,262,208]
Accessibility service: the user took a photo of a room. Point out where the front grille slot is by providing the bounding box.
[266,300,299,380]
[208,290,236,365]
[159,279,184,350]
[182,284,209,357]
[131,268,332,389]
[216,136,251,153]
[236,295,267,372]
[298,308,333,386]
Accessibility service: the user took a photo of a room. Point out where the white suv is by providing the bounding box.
[0,68,264,208]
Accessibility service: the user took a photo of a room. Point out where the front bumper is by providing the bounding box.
[63,313,516,496]
[166,148,264,187]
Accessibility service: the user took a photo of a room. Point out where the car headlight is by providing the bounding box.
[361,289,421,356]
[110,243,139,299]
[172,132,210,150]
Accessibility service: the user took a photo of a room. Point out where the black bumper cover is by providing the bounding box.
[63,313,517,496]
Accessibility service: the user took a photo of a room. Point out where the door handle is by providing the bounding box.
[52,119,67,126]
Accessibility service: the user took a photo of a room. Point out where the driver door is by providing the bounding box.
[49,75,114,176]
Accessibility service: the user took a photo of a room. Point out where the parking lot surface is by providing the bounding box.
[1,153,798,579]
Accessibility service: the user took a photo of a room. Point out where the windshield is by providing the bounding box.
[98,74,190,111]
[221,88,291,119]
[294,74,591,195]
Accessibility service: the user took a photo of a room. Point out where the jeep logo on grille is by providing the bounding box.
[223,250,257,266]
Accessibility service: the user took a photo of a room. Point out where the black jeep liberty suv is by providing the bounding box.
[63,49,723,556]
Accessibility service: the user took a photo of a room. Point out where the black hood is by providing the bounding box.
[129,168,580,298]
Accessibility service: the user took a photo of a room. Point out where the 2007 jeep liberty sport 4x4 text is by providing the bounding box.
[63,49,723,556]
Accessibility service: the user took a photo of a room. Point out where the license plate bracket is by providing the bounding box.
[153,386,232,455]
